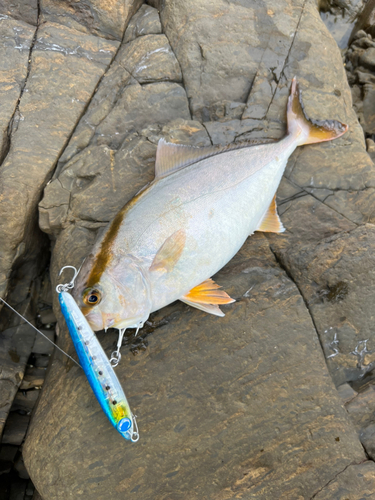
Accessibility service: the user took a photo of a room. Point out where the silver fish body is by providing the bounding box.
[73,78,348,331]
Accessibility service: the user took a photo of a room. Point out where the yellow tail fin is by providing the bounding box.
[287,77,348,146]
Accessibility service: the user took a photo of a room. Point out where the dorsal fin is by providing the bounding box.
[256,195,285,233]
[154,138,278,179]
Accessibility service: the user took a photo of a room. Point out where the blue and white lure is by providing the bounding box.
[57,266,139,442]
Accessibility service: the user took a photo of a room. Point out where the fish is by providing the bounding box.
[58,290,139,442]
[73,78,348,332]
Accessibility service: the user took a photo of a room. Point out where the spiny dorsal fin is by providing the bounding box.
[154,138,278,179]
[149,229,186,273]
[256,195,285,233]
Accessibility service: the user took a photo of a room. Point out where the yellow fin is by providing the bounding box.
[288,77,348,145]
[154,138,278,179]
[150,229,186,273]
[256,195,285,233]
[182,278,235,306]
[180,297,226,317]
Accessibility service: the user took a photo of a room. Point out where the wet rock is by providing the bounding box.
[11,390,40,413]
[24,235,372,499]
[16,0,375,496]
[0,21,118,299]
[272,225,375,387]
[0,18,35,163]
[40,0,143,41]
[31,329,55,355]
[123,4,162,43]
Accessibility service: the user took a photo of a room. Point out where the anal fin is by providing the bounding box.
[180,278,235,317]
[256,195,285,233]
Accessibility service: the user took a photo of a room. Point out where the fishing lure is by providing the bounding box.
[57,266,139,442]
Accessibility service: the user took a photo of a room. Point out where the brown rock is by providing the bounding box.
[312,461,375,499]
[123,4,162,43]
[0,22,118,298]
[40,0,143,40]
[117,34,182,84]
[24,235,370,499]
[272,225,375,387]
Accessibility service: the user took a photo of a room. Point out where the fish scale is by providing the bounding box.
[73,78,348,331]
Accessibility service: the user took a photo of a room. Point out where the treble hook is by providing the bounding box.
[56,265,79,293]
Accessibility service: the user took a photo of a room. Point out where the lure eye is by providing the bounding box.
[83,288,102,307]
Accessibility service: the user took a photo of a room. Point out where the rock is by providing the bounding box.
[118,34,182,84]
[0,20,119,300]
[0,18,35,163]
[31,329,55,355]
[362,83,375,134]
[349,0,375,42]
[0,295,36,437]
[11,390,40,413]
[0,444,18,474]
[19,367,46,391]
[337,383,358,404]
[40,0,143,41]
[1,413,29,446]
[95,82,190,148]
[24,235,372,498]
[312,461,375,499]
[123,4,162,43]
[359,47,375,71]
[271,225,375,387]
[37,309,56,327]
[13,0,375,496]
[0,0,38,25]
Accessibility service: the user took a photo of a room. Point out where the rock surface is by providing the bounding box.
[0,0,372,498]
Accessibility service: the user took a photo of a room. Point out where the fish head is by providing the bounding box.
[73,254,152,332]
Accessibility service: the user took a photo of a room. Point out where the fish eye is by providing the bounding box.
[83,288,102,307]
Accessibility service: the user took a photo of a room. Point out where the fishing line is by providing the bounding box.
[0,296,82,369]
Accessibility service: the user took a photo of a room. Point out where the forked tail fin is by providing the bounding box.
[287,77,348,146]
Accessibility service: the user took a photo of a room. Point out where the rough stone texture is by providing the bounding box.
[0,0,38,26]
[311,461,375,499]
[0,21,118,299]
[0,17,35,162]
[40,0,143,41]
[8,0,375,497]
[273,225,375,387]
[123,4,162,43]
[24,236,370,499]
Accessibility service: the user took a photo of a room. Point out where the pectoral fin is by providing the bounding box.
[150,229,186,273]
[256,195,285,233]
[180,278,235,317]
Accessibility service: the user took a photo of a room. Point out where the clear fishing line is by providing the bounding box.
[0,296,82,369]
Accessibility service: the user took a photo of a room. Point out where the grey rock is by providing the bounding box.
[359,47,375,72]
[311,461,375,499]
[31,329,55,355]
[2,412,29,445]
[118,34,182,84]
[0,0,38,26]
[359,423,375,459]
[337,382,358,404]
[271,225,375,387]
[346,385,375,430]
[20,367,46,390]
[40,0,143,41]
[123,4,162,43]
[0,21,118,299]
[11,390,40,413]
[24,235,370,499]
[95,82,190,148]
